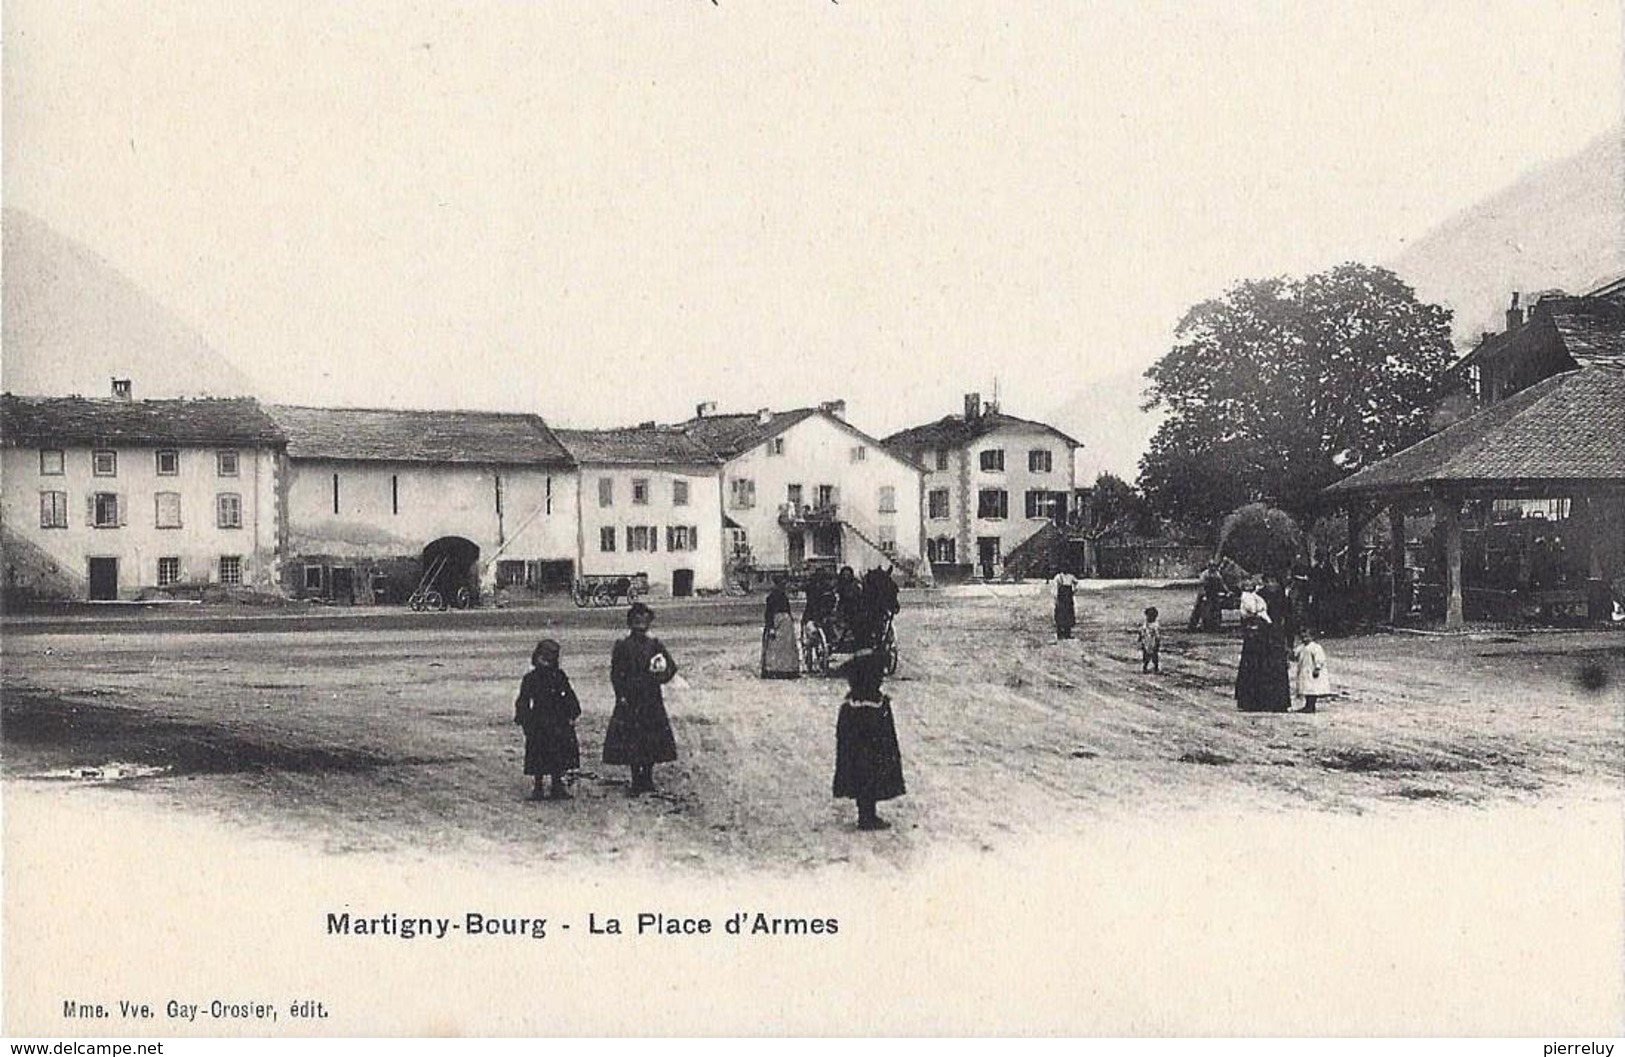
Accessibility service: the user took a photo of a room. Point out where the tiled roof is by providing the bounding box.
[680,407,821,459]
[267,405,572,466]
[555,426,721,466]
[1324,367,1625,495]
[0,394,285,447]
[882,410,1083,454]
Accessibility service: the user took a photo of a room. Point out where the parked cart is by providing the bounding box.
[570,573,650,608]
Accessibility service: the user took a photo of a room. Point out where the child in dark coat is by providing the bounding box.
[833,649,906,831]
[514,639,582,800]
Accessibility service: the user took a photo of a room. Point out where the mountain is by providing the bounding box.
[1388,128,1624,344]
[1,209,257,400]
[1052,128,1624,481]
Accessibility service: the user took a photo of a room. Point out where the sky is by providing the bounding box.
[3,1,1621,437]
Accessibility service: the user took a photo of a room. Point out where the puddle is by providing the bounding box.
[1178,750,1234,766]
[1317,748,1481,773]
[25,761,172,783]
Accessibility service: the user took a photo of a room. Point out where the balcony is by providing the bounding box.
[778,501,841,528]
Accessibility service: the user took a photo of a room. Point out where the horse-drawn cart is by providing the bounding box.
[570,573,650,608]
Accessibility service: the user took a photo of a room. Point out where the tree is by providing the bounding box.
[1138,264,1457,525]
[1086,472,1148,536]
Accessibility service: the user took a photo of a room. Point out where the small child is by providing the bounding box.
[514,639,582,800]
[832,649,906,831]
[1136,606,1162,673]
[1292,628,1330,713]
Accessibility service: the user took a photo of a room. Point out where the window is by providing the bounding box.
[1025,490,1062,520]
[600,526,617,552]
[1028,449,1053,473]
[598,478,614,507]
[392,475,399,515]
[155,492,183,529]
[91,492,121,528]
[156,450,180,476]
[667,525,698,552]
[158,557,181,587]
[217,493,242,529]
[935,450,949,472]
[928,489,950,520]
[39,491,68,529]
[877,525,897,554]
[545,476,553,516]
[816,484,837,509]
[978,449,1005,472]
[851,445,867,463]
[303,565,324,591]
[632,478,650,505]
[672,479,689,506]
[627,526,657,552]
[39,450,64,476]
[332,473,340,514]
[977,488,1008,520]
[767,437,785,456]
[496,560,527,588]
[929,537,957,564]
[729,477,756,510]
[217,450,239,477]
[218,556,243,585]
[878,485,897,513]
[93,450,117,477]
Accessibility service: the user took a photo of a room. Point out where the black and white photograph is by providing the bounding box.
[2,0,1622,1040]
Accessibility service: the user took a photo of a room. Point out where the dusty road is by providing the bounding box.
[4,586,1623,1035]
[4,586,1621,868]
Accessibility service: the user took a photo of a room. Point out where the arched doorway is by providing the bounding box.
[421,537,481,608]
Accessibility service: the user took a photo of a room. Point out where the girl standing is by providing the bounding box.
[833,649,906,831]
[604,603,679,795]
[514,639,582,800]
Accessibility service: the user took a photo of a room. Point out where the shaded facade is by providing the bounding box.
[1323,287,1625,628]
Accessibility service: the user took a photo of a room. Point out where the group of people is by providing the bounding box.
[1235,578,1330,713]
[513,580,907,830]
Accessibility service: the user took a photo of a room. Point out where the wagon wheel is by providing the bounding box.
[627,577,648,600]
[802,625,831,675]
[882,622,899,676]
[593,582,618,607]
[409,593,426,612]
[452,585,474,610]
[570,581,591,608]
[424,589,446,612]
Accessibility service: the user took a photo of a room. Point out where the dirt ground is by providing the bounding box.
[4,586,1621,869]
[5,586,1624,1035]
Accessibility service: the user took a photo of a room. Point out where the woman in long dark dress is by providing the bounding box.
[604,602,679,794]
[1053,571,1077,640]
[1235,580,1290,712]
[761,574,800,678]
[833,649,905,830]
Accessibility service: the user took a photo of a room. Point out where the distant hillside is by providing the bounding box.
[1,209,257,399]
[1388,128,1624,344]
[1053,129,1624,482]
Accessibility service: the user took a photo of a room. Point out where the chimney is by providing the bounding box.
[111,378,132,401]
[1505,292,1523,333]
[964,392,981,421]
[756,407,772,425]
[695,401,717,419]
[820,399,847,420]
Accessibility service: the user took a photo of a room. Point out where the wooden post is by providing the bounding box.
[1434,494,1464,629]
[1586,496,1605,580]
[1388,505,1407,624]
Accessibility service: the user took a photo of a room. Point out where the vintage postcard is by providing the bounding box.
[3,1,1622,1040]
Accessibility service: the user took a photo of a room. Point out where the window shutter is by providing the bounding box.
[649,526,658,552]
[85,495,95,526]
[118,493,127,526]
[690,525,698,550]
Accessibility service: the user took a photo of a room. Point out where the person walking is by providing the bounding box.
[604,602,679,795]
[1053,570,1078,640]
[832,649,906,831]
[513,639,582,801]
[1235,579,1290,712]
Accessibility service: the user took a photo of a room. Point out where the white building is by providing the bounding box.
[0,392,284,600]
[555,426,724,597]
[682,401,925,580]
[884,393,1081,580]
[267,405,578,604]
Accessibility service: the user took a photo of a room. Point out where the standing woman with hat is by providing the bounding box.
[604,602,680,795]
